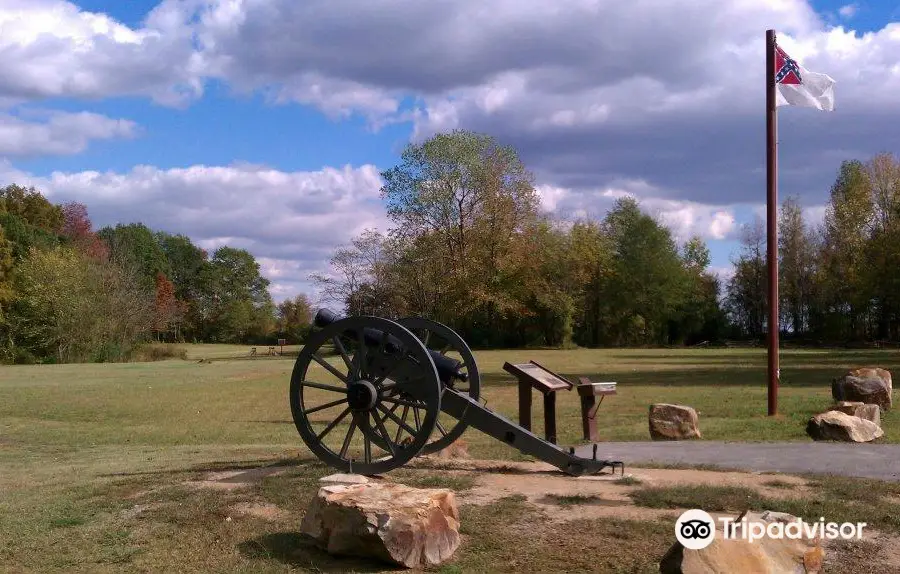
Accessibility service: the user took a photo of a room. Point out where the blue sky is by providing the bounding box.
[2,0,899,302]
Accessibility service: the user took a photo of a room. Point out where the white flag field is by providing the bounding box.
[775,44,835,111]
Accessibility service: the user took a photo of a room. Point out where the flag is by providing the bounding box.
[774,44,835,111]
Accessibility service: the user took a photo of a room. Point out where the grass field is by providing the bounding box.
[1,346,898,572]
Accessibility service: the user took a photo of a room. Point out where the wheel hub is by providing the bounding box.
[347,379,379,411]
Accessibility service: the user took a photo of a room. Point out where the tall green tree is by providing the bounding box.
[156,232,209,340]
[566,220,614,347]
[821,159,874,339]
[0,226,14,324]
[9,246,155,363]
[0,184,63,232]
[98,223,171,289]
[726,217,767,338]
[863,153,900,339]
[778,197,819,337]
[674,235,726,344]
[378,129,540,343]
[599,197,690,345]
[276,294,313,343]
[203,247,275,342]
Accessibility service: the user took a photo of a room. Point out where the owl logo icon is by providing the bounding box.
[675,509,716,550]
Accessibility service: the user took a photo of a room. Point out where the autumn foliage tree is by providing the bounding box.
[154,272,186,341]
[316,130,724,348]
[59,202,109,260]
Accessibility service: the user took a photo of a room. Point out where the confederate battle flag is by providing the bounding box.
[774,43,835,111]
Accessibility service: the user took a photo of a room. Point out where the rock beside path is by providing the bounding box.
[833,401,881,427]
[649,404,701,441]
[660,510,826,573]
[847,367,892,393]
[807,410,883,443]
[300,481,460,568]
[832,375,892,411]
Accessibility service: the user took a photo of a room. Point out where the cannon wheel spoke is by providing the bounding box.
[396,317,481,455]
[289,315,440,476]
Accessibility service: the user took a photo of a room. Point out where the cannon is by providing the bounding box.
[289,309,624,477]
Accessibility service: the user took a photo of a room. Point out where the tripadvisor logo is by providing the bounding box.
[675,509,716,550]
[675,509,866,549]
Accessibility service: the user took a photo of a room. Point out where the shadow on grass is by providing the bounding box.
[97,457,328,478]
[237,532,400,572]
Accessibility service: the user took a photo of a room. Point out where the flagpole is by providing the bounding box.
[766,28,779,416]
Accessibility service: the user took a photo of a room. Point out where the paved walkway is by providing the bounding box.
[576,441,900,481]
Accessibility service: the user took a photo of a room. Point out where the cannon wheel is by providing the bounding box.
[396,317,481,455]
[289,316,441,475]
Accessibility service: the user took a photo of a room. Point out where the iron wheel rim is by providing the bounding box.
[289,316,441,475]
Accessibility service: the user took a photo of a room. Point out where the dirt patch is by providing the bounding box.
[98,456,900,571]
[825,531,900,573]
[411,457,813,522]
[0,435,20,447]
[229,502,289,522]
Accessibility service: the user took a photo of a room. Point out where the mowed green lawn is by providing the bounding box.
[1,346,897,572]
[3,346,897,453]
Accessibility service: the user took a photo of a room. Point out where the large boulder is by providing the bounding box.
[649,404,701,441]
[833,401,881,427]
[807,410,883,443]
[847,367,892,393]
[831,375,892,411]
[300,481,460,569]
[660,510,825,574]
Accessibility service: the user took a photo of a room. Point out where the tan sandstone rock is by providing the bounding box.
[660,510,825,574]
[319,473,371,486]
[649,404,701,441]
[806,410,883,442]
[832,375,892,411]
[833,401,881,427]
[300,481,460,568]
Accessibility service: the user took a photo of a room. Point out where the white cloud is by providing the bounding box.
[0,0,203,106]
[536,182,739,242]
[3,0,900,296]
[644,199,738,242]
[838,4,858,19]
[0,161,390,301]
[138,0,900,211]
[0,110,137,156]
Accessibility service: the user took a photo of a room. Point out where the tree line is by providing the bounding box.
[727,153,900,344]
[4,129,898,362]
[0,185,312,364]
[313,130,726,348]
[314,130,900,349]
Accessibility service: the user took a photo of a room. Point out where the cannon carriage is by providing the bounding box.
[289,309,624,477]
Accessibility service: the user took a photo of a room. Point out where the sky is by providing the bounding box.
[1,0,899,305]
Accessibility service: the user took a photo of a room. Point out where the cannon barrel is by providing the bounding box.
[314,308,468,383]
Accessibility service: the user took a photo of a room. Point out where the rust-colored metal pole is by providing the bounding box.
[766,29,779,416]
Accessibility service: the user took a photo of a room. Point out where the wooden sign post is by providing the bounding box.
[502,361,573,444]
